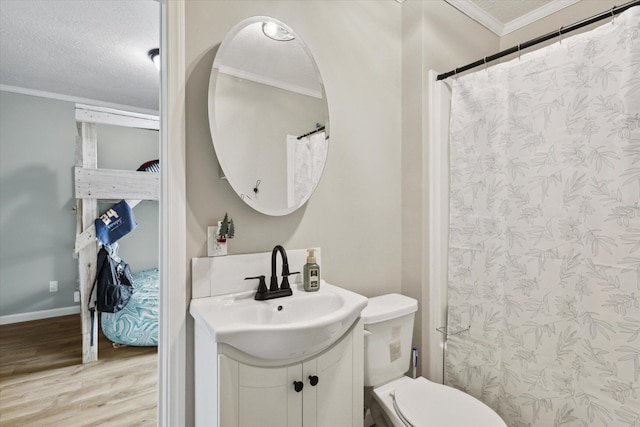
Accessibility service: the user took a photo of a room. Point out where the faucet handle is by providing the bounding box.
[245,275,268,295]
[279,271,299,290]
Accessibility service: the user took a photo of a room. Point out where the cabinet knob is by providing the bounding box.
[293,381,304,392]
[308,375,319,386]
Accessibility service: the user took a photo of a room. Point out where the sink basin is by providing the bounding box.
[189,281,367,360]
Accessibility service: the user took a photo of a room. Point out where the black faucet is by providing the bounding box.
[271,245,291,291]
[245,245,299,301]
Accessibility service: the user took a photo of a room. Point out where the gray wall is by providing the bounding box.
[186,0,403,297]
[0,91,159,318]
[401,0,499,376]
[181,2,504,421]
[184,1,404,423]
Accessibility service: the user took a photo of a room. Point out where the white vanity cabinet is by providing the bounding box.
[194,320,363,427]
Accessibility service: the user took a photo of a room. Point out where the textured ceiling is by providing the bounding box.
[0,0,578,113]
[0,0,160,114]
[471,0,554,23]
[447,0,579,36]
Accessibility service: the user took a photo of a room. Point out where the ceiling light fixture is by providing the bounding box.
[262,22,295,41]
[148,48,160,70]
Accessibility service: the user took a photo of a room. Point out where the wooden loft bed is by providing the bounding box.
[74,104,159,363]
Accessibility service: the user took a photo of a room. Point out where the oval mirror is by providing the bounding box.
[208,17,329,216]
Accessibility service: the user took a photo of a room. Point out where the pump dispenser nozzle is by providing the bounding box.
[307,248,316,263]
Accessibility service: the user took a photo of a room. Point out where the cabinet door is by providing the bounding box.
[220,354,303,427]
[219,355,239,427]
[303,334,355,427]
[218,323,363,427]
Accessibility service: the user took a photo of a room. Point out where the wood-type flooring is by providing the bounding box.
[0,315,157,426]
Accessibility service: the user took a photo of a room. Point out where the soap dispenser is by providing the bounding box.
[303,248,320,292]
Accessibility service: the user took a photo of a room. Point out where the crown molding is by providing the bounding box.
[0,84,159,116]
[503,0,580,35]
[446,0,504,35]
[446,0,580,36]
[217,65,323,99]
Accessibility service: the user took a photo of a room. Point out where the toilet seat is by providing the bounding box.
[374,377,507,427]
[391,392,415,427]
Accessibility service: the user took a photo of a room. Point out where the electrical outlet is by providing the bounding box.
[208,226,227,257]
[49,281,58,292]
[74,291,80,302]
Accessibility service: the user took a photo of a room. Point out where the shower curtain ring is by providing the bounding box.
[484,56,488,71]
[611,6,616,24]
[518,43,521,60]
[558,26,563,44]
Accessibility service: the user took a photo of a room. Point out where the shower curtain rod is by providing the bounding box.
[436,0,640,81]
[297,125,325,140]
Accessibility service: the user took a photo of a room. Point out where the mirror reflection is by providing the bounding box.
[208,17,329,216]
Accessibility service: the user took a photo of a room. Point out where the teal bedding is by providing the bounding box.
[101,268,158,346]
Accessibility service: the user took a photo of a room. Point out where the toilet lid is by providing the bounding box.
[392,378,506,427]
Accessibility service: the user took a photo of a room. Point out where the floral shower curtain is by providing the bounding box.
[286,131,328,207]
[446,8,639,427]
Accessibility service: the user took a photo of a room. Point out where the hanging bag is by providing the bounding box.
[94,200,138,246]
[88,246,134,346]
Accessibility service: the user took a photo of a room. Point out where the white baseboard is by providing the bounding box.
[0,306,81,325]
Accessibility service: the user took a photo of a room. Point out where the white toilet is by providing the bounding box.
[362,294,507,427]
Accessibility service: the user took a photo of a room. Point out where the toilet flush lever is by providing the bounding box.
[411,347,418,379]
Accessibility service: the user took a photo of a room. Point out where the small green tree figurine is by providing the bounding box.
[218,212,235,241]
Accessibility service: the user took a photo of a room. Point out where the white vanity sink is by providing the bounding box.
[190,281,367,360]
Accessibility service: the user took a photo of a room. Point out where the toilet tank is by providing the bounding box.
[361,294,418,387]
